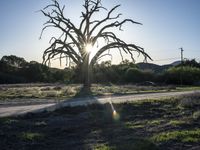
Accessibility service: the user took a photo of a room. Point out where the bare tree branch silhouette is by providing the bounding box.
[40,0,152,91]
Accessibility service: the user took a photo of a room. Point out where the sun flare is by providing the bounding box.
[113,110,120,121]
[110,101,120,121]
[85,43,93,53]
[113,110,117,116]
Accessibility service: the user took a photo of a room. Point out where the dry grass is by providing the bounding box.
[178,92,200,108]
[0,83,200,104]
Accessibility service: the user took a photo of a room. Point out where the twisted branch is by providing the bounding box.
[41,0,151,68]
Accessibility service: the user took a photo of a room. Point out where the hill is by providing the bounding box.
[137,61,181,73]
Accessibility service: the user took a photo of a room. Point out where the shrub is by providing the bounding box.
[178,92,200,108]
[125,68,143,83]
[193,111,200,120]
[164,66,200,85]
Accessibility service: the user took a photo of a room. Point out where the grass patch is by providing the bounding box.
[1,84,200,102]
[125,121,145,129]
[151,129,200,143]
[94,144,113,150]
[193,111,200,120]
[35,121,47,127]
[20,132,44,141]
[94,139,158,150]
[147,119,165,125]
[178,92,200,108]
[0,94,199,149]
[0,118,18,125]
[168,120,186,126]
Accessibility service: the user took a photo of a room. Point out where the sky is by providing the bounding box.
[0,0,200,68]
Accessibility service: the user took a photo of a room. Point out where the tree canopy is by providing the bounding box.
[40,0,152,88]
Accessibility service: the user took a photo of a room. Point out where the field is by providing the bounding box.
[0,93,200,150]
[1,83,200,104]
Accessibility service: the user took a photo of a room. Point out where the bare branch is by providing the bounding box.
[96,54,113,63]
[42,39,82,66]
[89,4,121,36]
[90,42,152,66]
[92,19,142,44]
[41,0,151,87]
[41,3,86,56]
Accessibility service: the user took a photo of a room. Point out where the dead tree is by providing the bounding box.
[40,0,152,90]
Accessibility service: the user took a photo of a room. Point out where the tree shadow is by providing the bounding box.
[74,85,93,98]
[0,103,158,150]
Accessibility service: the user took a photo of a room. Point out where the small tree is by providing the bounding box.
[40,0,151,90]
[1,55,27,68]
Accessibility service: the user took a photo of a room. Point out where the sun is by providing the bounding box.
[85,43,93,53]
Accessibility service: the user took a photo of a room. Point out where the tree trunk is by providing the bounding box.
[82,53,91,92]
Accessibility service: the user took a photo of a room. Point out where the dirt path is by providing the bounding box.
[0,90,199,117]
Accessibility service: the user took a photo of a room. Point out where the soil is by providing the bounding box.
[0,98,199,150]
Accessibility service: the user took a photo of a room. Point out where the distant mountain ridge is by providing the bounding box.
[137,61,181,73]
[171,61,181,66]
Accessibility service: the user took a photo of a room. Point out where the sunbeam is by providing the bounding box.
[109,100,120,121]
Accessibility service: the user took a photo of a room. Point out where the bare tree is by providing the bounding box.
[40,0,152,90]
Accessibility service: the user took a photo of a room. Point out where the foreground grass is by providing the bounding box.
[0,94,200,150]
[152,129,200,143]
[0,83,200,102]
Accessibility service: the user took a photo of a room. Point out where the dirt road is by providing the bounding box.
[0,90,199,117]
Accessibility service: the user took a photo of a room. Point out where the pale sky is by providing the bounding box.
[0,0,200,68]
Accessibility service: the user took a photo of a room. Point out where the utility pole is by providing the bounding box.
[179,47,184,86]
[180,47,184,64]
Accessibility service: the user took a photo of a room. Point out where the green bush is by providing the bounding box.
[125,68,142,83]
[164,66,200,85]
[125,68,155,83]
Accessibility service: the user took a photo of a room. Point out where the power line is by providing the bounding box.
[153,57,180,62]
